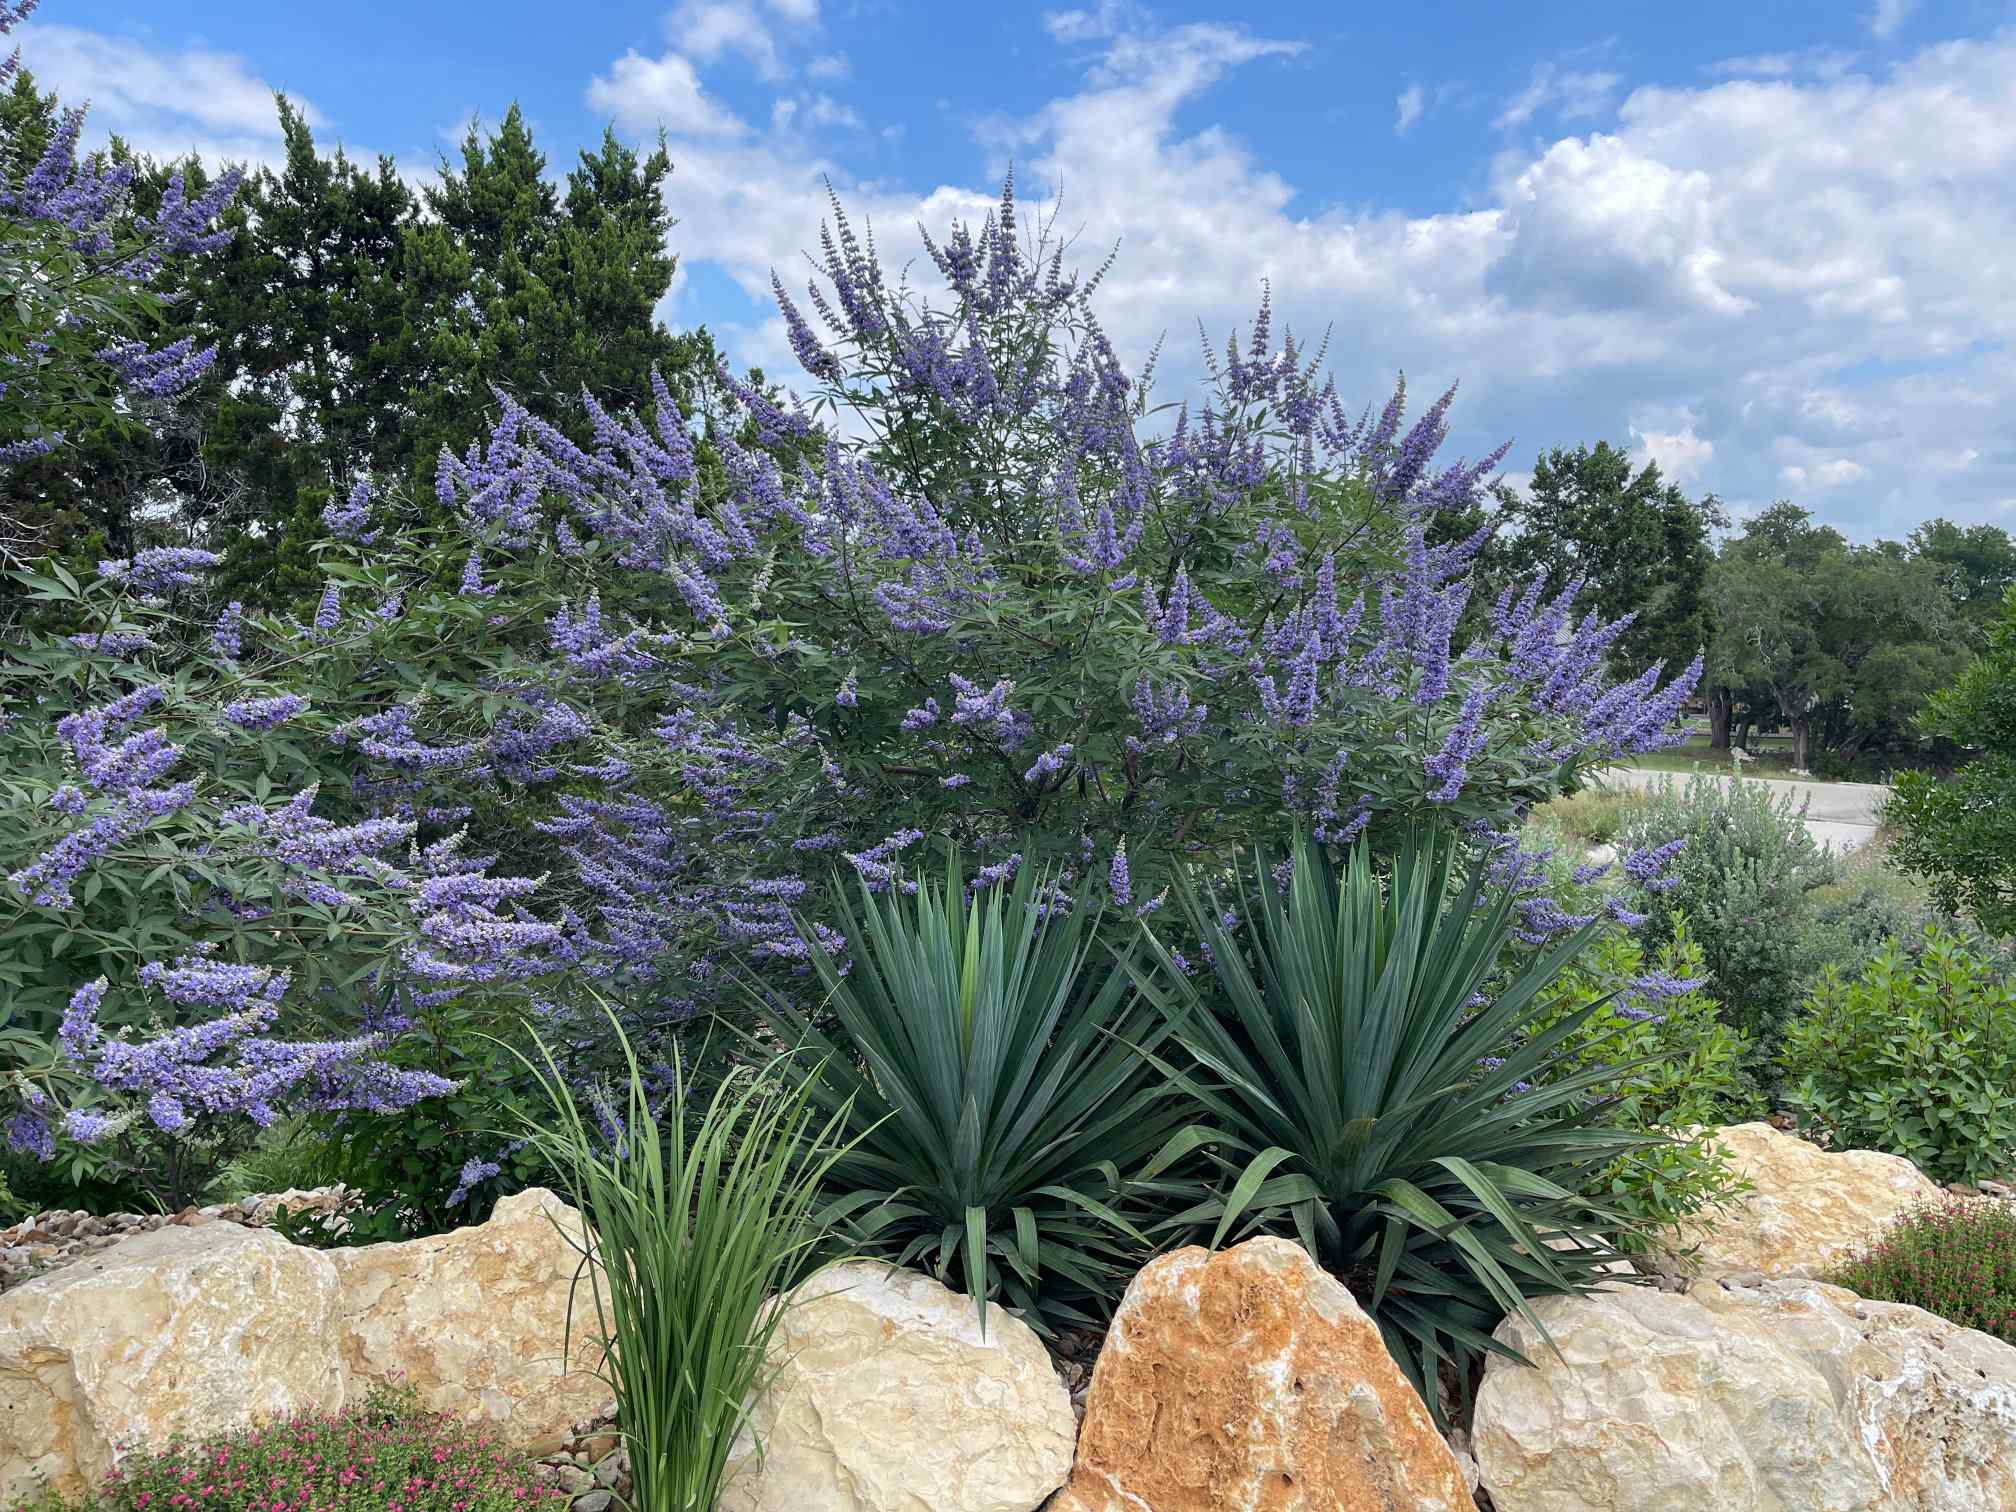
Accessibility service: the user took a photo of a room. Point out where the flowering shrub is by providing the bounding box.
[0,0,240,475]
[1615,772,1839,1057]
[1530,920,1762,1244]
[1537,919,1761,1129]
[3,155,1700,1212]
[6,1385,568,1512]
[1780,929,2016,1185]
[1830,1200,2016,1345]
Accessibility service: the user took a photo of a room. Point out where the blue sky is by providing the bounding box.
[20,0,2016,538]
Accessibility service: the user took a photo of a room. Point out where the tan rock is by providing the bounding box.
[1674,1122,1939,1278]
[1050,1238,1471,1512]
[718,1261,1074,1512]
[1473,1275,2016,1511]
[329,1188,609,1443]
[0,1222,343,1505]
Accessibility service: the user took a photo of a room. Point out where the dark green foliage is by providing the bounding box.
[1909,518,2016,627]
[1889,585,2016,934]
[7,82,717,618]
[0,74,232,594]
[1831,1200,2016,1345]
[750,855,1195,1334]
[268,998,557,1239]
[1708,502,1970,772]
[1780,930,2016,1185]
[1532,921,1761,1245]
[1128,829,1657,1406]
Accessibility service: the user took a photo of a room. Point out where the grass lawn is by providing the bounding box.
[1617,737,1849,783]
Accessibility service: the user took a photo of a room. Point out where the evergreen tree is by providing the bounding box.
[8,84,716,611]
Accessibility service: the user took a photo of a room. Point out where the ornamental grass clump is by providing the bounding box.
[507,1024,851,1512]
[1830,1199,2016,1345]
[7,1384,563,1512]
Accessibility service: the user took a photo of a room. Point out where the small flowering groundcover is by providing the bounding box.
[1831,1199,2016,1346]
[6,1386,568,1512]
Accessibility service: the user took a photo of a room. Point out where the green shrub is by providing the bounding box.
[1533,920,1762,1244]
[1887,587,2016,934]
[1540,921,1762,1129]
[1130,828,1658,1406]
[752,855,1193,1334]
[1617,773,1840,1057]
[1779,930,2016,1185]
[1830,1200,2016,1345]
[8,1384,562,1512]
[509,1025,851,1512]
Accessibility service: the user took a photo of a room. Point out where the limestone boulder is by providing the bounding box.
[1050,1238,1471,1512]
[1675,1122,1939,1277]
[717,1261,1074,1512]
[329,1188,609,1443]
[0,1222,343,1504]
[1473,1275,2016,1511]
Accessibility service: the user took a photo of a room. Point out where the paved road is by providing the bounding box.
[1596,766,1890,854]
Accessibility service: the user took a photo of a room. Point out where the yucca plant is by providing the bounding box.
[507,1022,852,1512]
[749,852,1197,1334]
[1130,827,1658,1406]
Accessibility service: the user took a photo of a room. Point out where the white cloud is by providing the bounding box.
[668,0,785,80]
[1705,48,1857,80]
[802,94,860,129]
[1780,459,1872,489]
[659,0,824,81]
[1394,83,1424,135]
[1495,62,1622,130]
[1868,0,1916,40]
[1043,4,1135,45]
[14,21,323,163]
[587,51,747,135]
[806,52,851,81]
[1631,422,1716,484]
[610,13,2016,538]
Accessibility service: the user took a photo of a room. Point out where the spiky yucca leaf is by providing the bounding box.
[751,852,1199,1334]
[1129,827,1658,1408]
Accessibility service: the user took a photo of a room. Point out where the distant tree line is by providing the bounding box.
[1445,440,2011,779]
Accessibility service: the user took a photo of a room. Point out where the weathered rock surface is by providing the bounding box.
[1675,1122,1939,1278]
[0,1187,356,1294]
[718,1261,1074,1512]
[1050,1238,1471,1512]
[329,1188,608,1443]
[1473,1274,2016,1511]
[0,1187,607,1506]
[0,1222,343,1504]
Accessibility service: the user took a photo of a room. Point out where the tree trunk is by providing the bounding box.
[1708,688,1732,749]
[1789,716,1811,772]
[1733,716,1753,752]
